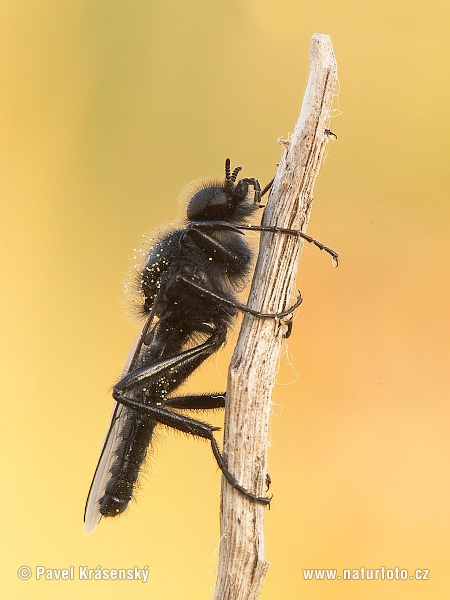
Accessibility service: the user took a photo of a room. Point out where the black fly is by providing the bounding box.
[84,159,338,533]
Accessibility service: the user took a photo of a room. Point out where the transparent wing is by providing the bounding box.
[84,403,129,534]
[84,326,145,534]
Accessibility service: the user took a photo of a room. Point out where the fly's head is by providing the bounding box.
[186,158,263,223]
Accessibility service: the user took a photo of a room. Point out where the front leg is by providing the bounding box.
[236,224,339,265]
[182,222,245,266]
[184,220,339,265]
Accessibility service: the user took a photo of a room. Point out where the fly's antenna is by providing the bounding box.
[225,159,242,192]
[225,158,242,183]
[231,165,242,182]
[225,158,231,181]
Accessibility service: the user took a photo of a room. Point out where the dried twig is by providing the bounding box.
[213,34,338,600]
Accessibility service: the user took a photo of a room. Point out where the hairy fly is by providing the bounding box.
[84,159,338,533]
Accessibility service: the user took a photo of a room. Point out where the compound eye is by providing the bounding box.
[186,187,228,219]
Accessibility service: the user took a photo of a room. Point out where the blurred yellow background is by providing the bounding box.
[2,1,449,599]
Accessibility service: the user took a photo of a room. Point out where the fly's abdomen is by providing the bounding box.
[99,412,156,517]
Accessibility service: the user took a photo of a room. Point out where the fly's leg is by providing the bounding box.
[238,177,262,203]
[113,335,270,505]
[236,224,339,265]
[175,274,303,319]
[113,396,269,505]
[115,328,225,394]
[184,220,338,265]
[209,436,271,505]
[186,221,244,235]
[165,394,226,410]
[113,398,270,505]
[260,177,274,198]
[182,225,246,264]
[165,393,273,499]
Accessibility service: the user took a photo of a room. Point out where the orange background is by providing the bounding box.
[2,2,449,599]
